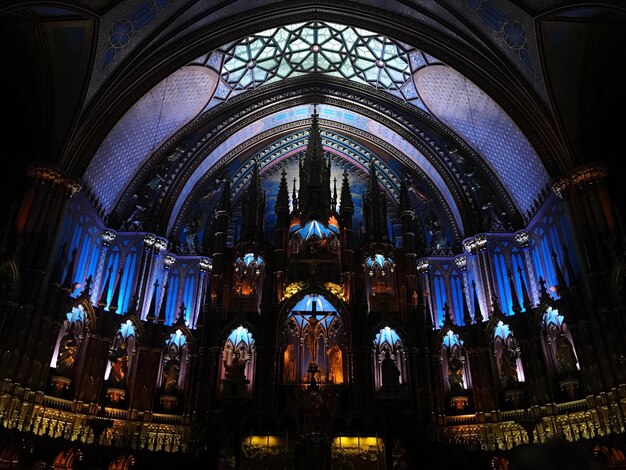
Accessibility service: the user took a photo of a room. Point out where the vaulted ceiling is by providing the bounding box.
[1,1,625,248]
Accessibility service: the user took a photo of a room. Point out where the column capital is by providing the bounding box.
[552,163,608,198]
[26,162,82,196]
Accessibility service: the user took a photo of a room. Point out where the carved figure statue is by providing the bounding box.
[163,347,181,394]
[223,342,233,370]
[184,218,199,254]
[109,342,129,385]
[226,349,247,380]
[381,350,401,386]
[499,346,519,387]
[283,344,296,383]
[304,313,331,365]
[122,192,152,231]
[556,333,578,377]
[392,439,409,470]
[56,332,78,374]
[326,343,343,384]
[426,212,449,251]
[447,349,465,392]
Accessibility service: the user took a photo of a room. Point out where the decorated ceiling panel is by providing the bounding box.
[81,19,552,250]
[413,65,550,215]
[84,66,219,212]
[167,103,462,237]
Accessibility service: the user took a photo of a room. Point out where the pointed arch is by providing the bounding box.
[436,326,471,401]
[219,323,257,396]
[159,325,192,400]
[372,324,407,390]
[278,291,349,385]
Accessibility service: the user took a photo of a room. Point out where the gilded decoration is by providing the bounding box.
[25,163,82,196]
[282,282,308,301]
[552,164,608,198]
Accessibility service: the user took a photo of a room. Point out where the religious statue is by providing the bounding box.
[499,346,519,388]
[56,331,78,374]
[183,218,199,254]
[222,342,234,370]
[556,333,578,377]
[109,342,129,385]
[447,349,465,392]
[305,312,331,366]
[426,212,449,251]
[326,343,343,384]
[283,344,296,383]
[381,350,401,386]
[121,192,151,231]
[391,439,409,470]
[163,347,181,394]
[226,348,248,381]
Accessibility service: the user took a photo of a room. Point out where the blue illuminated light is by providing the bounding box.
[167,329,187,348]
[443,330,462,349]
[227,326,254,347]
[493,321,512,340]
[374,326,401,349]
[118,319,135,339]
[292,294,337,313]
[543,307,563,328]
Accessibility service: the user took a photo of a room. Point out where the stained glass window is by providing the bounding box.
[219,22,413,101]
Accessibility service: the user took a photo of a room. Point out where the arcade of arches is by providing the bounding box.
[1,2,626,469]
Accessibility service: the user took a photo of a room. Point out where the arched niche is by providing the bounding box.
[542,307,579,378]
[233,252,264,297]
[50,304,88,373]
[289,218,340,258]
[104,319,137,387]
[372,326,406,391]
[439,329,471,414]
[280,293,348,385]
[158,328,190,412]
[364,254,396,298]
[219,325,256,397]
[48,303,92,397]
[105,319,139,406]
[492,320,525,388]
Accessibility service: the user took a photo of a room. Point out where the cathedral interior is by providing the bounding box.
[1,1,626,469]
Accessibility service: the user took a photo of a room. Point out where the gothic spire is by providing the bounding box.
[276,168,290,212]
[52,241,68,286]
[518,266,532,311]
[79,275,93,299]
[332,177,338,213]
[61,248,77,291]
[340,170,354,213]
[217,178,231,212]
[109,268,124,313]
[292,178,298,213]
[240,160,265,243]
[305,106,323,161]
[562,245,578,287]
[472,280,482,322]
[98,265,113,307]
[508,269,522,314]
[157,280,169,324]
[443,302,453,327]
[146,279,159,322]
[297,109,332,222]
[399,178,411,213]
[462,281,472,325]
[551,249,568,293]
[176,303,186,326]
[363,158,388,243]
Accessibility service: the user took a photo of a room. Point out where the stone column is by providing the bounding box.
[552,164,622,308]
[17,163,81,303]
